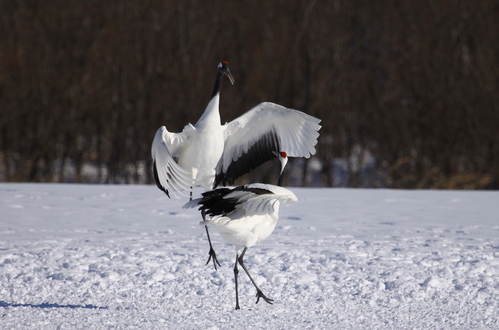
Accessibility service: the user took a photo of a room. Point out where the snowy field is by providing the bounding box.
[1,183,499,329]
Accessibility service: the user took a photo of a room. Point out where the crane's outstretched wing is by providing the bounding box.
[214,102,321,187]
[151,126,195,198]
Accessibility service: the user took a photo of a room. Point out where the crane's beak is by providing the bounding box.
[219,61,235,85]
[273,151,288,174]
[224,69,235,85]
[279,154,288,174]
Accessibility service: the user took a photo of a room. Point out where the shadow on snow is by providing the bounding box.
[0,301,108,310]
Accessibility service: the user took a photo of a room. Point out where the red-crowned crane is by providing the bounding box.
[183,160,297,310]
[151,61,320,269]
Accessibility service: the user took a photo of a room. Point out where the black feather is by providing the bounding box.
[214,129,280,187]
[198,185,274,217]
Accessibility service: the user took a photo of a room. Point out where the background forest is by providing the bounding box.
[1,0,498,189]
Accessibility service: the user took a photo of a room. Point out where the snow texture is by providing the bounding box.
[1,183,499,329]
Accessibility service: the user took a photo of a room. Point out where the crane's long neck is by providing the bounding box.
[210,69,225,99]
[195,70,225,129]
[277,173,283,187]
[196,93,220,129]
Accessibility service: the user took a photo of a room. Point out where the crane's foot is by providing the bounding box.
[205,247,222,271]
[255,290,274,305]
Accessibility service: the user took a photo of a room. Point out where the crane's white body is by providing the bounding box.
[184,183,297,251]
[184,182,297,309]
[151,95,223,195]
[176,95,225,189]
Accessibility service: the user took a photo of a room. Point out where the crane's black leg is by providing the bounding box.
[202,210,221,270]
[237,247,274,305]
[190,188,221,270]
[234,253,241,310]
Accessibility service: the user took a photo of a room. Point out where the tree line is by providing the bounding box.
[1,0,498,189]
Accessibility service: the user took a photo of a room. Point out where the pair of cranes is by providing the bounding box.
[151,61,321,310]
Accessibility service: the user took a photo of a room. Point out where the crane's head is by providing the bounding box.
[273,151,288,175]
[273,151,288,186]
[219,61,235,85]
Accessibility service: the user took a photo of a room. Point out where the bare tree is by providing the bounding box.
[1,0,498,189]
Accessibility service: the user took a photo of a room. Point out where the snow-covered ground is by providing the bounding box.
[1,183,498,329]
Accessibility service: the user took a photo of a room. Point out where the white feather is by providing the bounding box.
[151,127,195,198]
[219,102,321,173]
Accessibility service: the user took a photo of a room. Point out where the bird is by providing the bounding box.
[183,154,296,310]
[151,61,320,269]
[151,61,235,199]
